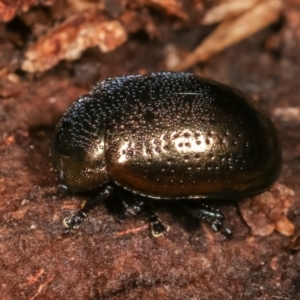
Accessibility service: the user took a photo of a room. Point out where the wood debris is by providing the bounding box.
[143,0,188,20]
[0,0,55,22]
[114,224,149,237]
[172,0,283,71]
[202,0,261,25]
[22,11,127,72]
[273,107,300,122]
[239,183,295,236]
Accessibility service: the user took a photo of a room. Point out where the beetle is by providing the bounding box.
[52,72,281,236]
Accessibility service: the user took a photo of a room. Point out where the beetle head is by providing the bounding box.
[52,96,109,193]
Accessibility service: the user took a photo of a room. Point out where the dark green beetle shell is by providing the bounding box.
[53,72,281,199]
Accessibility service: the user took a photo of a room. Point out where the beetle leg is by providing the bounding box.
[62,185,113,235]
[122,197,169,237]
[178,202,232,237]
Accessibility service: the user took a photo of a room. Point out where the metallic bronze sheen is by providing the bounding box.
[53,72,282,199]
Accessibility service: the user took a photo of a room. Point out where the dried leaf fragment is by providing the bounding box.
[0,0,55,22]
[239,183,295,236]
[22,11,127,73]
[202,0,260,25]
[143,0,188,20]
[172,0,283,71]
[273,107,300,122]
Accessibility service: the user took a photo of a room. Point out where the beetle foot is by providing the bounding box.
[121,196,169,237]
[151,219,169,237]
[201,209,232,237]
[178,202,232,237]
[211,220,232,237]
[61,185,113,235]
[63,210,87,235]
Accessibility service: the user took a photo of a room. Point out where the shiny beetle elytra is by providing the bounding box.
[52,72,281,236]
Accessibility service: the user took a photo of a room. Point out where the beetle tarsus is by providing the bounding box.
[122,196,169,237]
[210,220,232,237]
[62,185,113,235]
[178,201,232,237]
[151,220,169,237]
[63,211,87,234]
[221,227,233,237]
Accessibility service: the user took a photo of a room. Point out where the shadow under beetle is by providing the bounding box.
[52,72,281,237]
